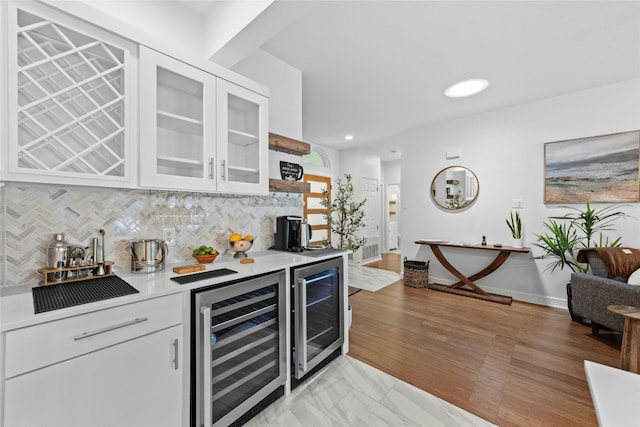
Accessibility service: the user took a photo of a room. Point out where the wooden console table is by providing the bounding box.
[415,240,530,304]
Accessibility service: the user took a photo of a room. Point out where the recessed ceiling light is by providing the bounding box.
[445,79,489,98]
[345,135,353,141]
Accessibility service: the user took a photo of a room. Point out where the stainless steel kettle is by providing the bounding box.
[130,239,168,273]
[301,220,312,249]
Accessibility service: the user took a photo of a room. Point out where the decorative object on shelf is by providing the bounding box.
[268,133,311,193]
[506,210,523,248]
[482,235,487,246]
[279,161,304,181]
[320,174,367,252]
[544,130,640,203]
[431,166,479,211]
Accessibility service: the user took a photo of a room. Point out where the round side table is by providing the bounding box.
[608,305,640,374]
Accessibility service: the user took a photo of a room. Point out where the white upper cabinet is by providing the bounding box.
[139,46,216,191]
[4,2,137,187]
[216,78,268,194]
[139,46,268,195]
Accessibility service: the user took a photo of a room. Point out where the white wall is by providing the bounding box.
[233,49,302,139]
[340,147,381,186]
[233,49,305,180]
[383,160,401,185]
[401,78,640,308]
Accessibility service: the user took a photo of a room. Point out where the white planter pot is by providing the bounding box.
[512,237,524,248]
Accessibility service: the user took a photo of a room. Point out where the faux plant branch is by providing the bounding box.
[320,174,367,252]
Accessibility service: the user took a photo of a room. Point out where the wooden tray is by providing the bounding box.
[38,261,114,286]
[173,264,206,274]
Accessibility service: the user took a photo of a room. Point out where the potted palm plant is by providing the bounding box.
[533,201,630,323]
[506,210,523,248]
[533,202,628,273]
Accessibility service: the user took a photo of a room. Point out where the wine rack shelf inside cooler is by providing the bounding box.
[203,280,283,425]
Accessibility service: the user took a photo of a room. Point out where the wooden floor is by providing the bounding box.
[348,253,622,427]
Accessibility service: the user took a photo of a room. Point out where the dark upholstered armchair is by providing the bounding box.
[570,248,640,335]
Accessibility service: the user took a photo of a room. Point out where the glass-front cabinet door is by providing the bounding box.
[216,79,268,195]
[5,2,136,187]
[139,46,216,191]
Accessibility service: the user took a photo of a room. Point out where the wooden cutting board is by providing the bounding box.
[172,264,205,274]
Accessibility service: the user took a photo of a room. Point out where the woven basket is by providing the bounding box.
[403,257,429,288]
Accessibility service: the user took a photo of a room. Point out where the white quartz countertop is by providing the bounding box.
[584,360,640,427]
[1,250,345,332]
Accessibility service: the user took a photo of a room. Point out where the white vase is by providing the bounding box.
[512,237,524,248]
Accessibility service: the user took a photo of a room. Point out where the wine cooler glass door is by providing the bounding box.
[294,257,344,379]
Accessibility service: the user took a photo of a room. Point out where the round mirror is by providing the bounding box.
[430,166,479,210]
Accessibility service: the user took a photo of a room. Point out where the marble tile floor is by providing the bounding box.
[245,355,496,427]
[348,262,401,292]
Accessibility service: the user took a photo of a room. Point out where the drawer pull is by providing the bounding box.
[172,338,179,370]
[73,317,148,340]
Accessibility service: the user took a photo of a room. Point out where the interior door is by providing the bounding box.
[360,177,380,260]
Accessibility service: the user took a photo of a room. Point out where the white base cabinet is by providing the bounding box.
[4,325,182,427]
[2,294,183,427]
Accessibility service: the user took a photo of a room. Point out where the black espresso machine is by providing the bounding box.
[274,216,311,252]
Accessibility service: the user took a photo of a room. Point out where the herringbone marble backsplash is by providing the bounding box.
[1,182,302,287]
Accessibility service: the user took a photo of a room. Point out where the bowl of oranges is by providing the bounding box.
[228,233,254,258]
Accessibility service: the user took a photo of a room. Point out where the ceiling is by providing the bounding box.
[186,1,640,161]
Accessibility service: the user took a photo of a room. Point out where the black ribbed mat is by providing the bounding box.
[170,268,237,285]
[32,276,139,314]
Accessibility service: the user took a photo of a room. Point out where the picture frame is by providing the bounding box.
[544,130,640,203]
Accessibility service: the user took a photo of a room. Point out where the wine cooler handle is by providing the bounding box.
[201,306,212,427]
[297,278,308,375]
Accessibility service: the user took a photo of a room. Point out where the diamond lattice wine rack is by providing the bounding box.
[14,7,127,178]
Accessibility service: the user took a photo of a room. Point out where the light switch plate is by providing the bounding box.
[511,199,524,209]
[163,227,175,246]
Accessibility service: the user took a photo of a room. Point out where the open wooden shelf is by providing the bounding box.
[268,132,311,156]
[268,132,311,193]
[269,179,310,193]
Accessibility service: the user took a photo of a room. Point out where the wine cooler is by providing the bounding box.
[291,256,344,385]
[193,270,286,427]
